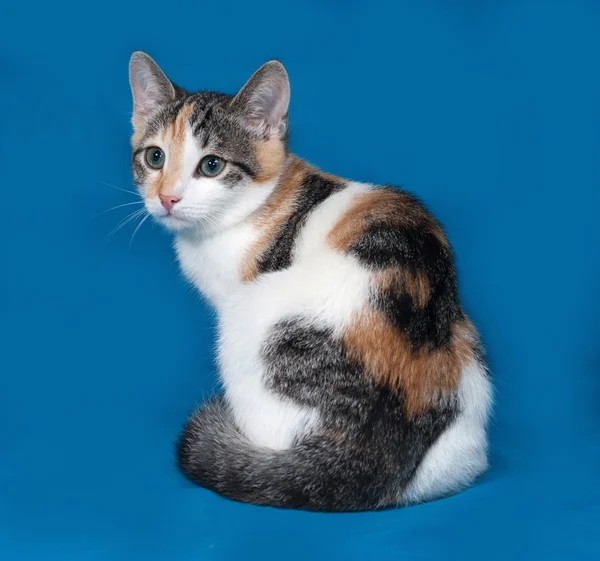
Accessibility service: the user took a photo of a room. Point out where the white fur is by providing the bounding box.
[176,219,259,307]
[217,252,371,449]
[294,181,370,263]
[181,183,373,449]
[401,359,493,504]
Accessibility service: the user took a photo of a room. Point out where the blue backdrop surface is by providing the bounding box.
[1,1,599,559]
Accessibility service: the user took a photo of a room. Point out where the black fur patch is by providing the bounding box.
[256,173,345,274]
[347,188,462,350]
[262,318,374,421]
[221,170,244,188]
[230,161,256,179]
[190,93,231,146]
[176,316,459,511]
[131,159,147,187]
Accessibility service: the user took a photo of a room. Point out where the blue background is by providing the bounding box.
[1,1,599,559]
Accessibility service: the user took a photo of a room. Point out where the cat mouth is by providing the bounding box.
[155,210,216,231]
[158,213,192,229]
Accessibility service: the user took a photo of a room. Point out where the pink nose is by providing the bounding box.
[159,194,181,213]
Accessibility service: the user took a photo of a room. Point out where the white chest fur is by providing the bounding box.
[173,183,373,450]
[174,222,257,308]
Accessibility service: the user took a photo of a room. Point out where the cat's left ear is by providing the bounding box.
[129,51,176,131]
[230,60,290,139]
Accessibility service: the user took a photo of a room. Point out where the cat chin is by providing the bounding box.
[155,214,196,233]
[156,213,221,235]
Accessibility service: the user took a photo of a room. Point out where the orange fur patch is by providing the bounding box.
[241,157,311,282]
[255,138,286,183]
[144,103,194,199]
[375,268,431,308]
[343,310,475,417]
[328,188,449,253]
[160,103,193,195]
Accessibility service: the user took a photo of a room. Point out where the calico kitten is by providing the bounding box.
[128,51,492,511]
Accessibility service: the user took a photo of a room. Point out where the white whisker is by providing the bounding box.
[203,211,225,228]
[203,216,221,230]
[97,180,140,198]
[96,201,144,217]
[105,208,146,242]
[129,213,151,250]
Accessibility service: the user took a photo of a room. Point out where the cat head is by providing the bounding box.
[128,51,290,233]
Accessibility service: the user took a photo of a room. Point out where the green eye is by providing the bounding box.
[198,156,225,177]
[145,147,165,169]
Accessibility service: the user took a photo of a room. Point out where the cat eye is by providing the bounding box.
[198,156,226,178]
[145,147,165,169]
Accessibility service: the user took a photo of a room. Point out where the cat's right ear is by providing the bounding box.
[230,60,290,139]
[129,51,175,132]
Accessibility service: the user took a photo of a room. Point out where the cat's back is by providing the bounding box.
[242,159,461,344]
[242,157,452,281]
[237,159,477,409]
